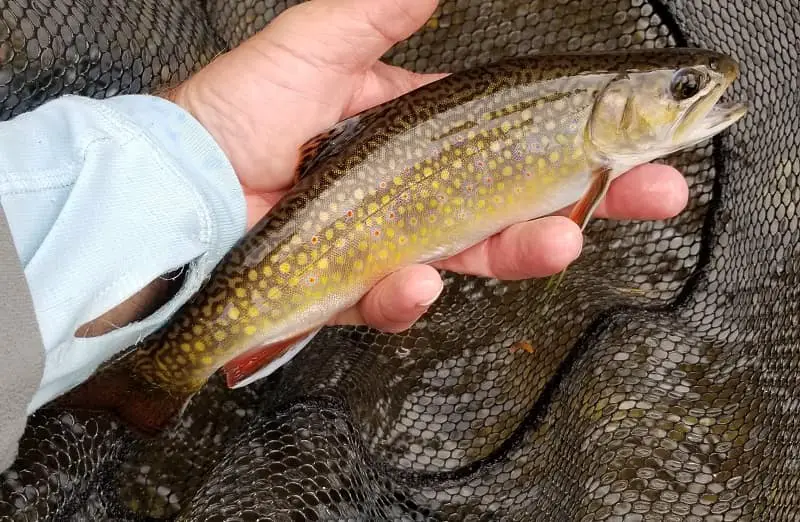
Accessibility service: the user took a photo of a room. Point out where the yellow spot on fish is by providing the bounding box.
[393,176,403,186]
[354,260,365,271]
[227,307,240,320]
[235,288,247,298]
[244,325,257,336]
[549,151,560,163]
[279,263,291,274]
[354,189,365,200]
[213,331,226,341]
[262,266,272,277]
[268,288,282,300]
[297,253,307,266]
[318,258,329,270]
[180,343,191,353]
[201,356,213,365]
[248,307,259,317]
[248,270,258,281]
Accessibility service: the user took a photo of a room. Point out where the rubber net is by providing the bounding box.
[1,0,798,520]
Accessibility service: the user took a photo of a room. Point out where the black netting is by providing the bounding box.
[1,0,798,520]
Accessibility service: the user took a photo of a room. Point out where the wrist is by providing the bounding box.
[159,80,249,184]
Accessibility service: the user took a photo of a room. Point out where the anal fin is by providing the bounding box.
[222,328,321,389]
[546,167,613,292]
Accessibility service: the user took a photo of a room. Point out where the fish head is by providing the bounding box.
[586,49,747,169]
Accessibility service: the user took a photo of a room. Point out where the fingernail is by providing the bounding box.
[415,279,444,307]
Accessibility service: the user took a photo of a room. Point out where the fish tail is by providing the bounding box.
[50,356,194,437]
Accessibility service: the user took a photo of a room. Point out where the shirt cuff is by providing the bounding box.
[0,94,247,412]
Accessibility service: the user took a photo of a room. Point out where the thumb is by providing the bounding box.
[256,0,439,73]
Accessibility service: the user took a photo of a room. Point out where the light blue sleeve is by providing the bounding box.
[0,94,248,413]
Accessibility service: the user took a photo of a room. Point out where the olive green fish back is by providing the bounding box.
[2,1,799,521]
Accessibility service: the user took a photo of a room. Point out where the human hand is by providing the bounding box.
[163,0,689,333]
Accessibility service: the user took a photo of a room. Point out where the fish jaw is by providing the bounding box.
[677,100,747,147]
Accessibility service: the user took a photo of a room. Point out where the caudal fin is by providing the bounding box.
[50,358,195,438]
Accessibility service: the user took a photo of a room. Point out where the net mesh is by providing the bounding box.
[1,0,799,520]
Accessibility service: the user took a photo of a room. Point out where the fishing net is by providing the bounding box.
[1,0,798,520]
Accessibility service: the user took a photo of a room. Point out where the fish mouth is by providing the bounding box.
[673,91,747,149]
[694,100,748,139]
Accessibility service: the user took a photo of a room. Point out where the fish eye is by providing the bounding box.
[670,68,706,101]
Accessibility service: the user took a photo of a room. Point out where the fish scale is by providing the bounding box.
[53,48,745,435]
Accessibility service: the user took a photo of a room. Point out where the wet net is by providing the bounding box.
[1,0,798,520]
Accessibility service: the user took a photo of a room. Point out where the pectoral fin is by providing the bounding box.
[546,167,613,292]
[221,328,322,389]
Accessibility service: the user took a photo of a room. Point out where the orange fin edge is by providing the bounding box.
[546,167,613,293]
[222,328,321,389]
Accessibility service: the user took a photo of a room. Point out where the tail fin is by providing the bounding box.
[50,357,195,438]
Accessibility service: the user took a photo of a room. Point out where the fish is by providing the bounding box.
[53,48,747,435]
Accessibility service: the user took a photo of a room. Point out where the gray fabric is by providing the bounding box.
[0,206,44,472]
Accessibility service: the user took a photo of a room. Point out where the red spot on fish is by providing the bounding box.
[372,228,382,238]
[484,176,493,185]
[311,235,320,244]
[308,276,316,284]
[379,181,388,189]
[345,209,354,220]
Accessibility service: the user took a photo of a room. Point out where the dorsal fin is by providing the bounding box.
[293,111,371,181]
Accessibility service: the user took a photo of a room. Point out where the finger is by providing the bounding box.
[346,61,448,116]
[259,0,439,74]
[331,264,443,332]
[558,164,689,221]
[433,216,583,280]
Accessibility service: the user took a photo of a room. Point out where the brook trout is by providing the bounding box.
[55,48,746,434]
